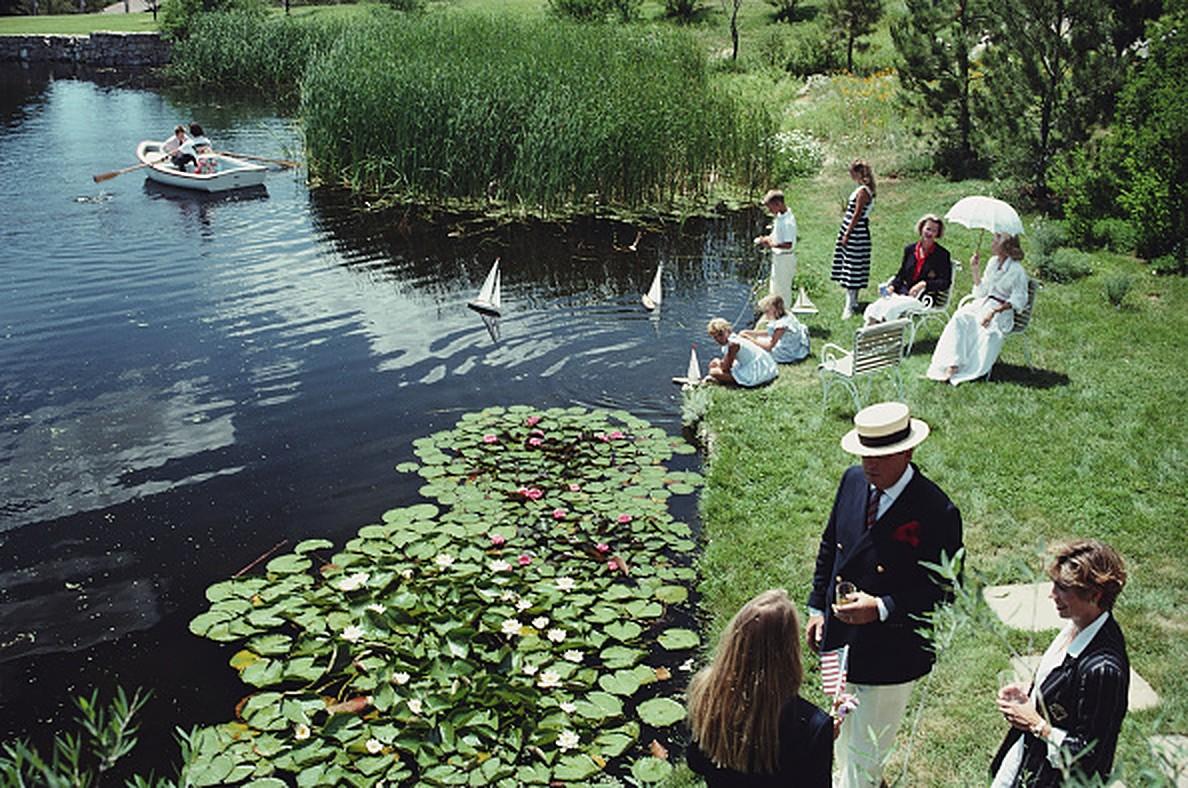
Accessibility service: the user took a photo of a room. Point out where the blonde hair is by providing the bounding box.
[916,214,944,238]
[849,159,876,197]
[707,317,732,337]
[1048,539,1127,611]
[687,589,804,775]
[995,233,1025,260]
[757,294,787,317]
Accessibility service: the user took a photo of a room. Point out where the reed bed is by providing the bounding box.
[299,14,773,210]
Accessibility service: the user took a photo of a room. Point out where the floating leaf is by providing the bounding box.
[654,585,689,604]
[657,628,700,650]
[631,756,674,783]
[294,539,334,554]
[637,697,685,727]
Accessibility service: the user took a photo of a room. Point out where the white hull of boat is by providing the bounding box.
[137,141,267,193]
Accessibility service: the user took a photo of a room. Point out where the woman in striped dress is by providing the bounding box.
[831,160,876,319]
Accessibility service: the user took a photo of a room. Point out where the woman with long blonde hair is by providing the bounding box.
[686,589,833,786]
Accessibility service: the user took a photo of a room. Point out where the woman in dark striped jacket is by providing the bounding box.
[991,540,1130,787]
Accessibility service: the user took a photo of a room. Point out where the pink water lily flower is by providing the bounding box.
[617,513,633,524]
[568,483,581,492]
[528,437,543,447]
[518,554,533,567]
[595,543,610,554]
[482,434,499,444]
[525,415,542,427]
[607,430,625,440]
[595,432,609,442]
[552,508,567,520]
[518,486,543,500]
[489,533,507,546]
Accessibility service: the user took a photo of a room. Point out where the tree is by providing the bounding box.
[976,0,1122,198]
[823,0,882,72]
[721,0,744,60]
[891,0,990,176]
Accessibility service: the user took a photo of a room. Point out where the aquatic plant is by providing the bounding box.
[184,406,702,786]
[300,14,772,211]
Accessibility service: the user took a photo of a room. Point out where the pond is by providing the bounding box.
[0,64,765,775]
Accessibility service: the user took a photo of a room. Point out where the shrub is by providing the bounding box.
[1150,254,1186,276]
[768,0,801,21]
[384,0,423,10]
[550,0,641,21]
[1091,217,1137,254]
[785,21,841,77]
[159,0,266,40]
[1029,217,1068,268]
[770,129,824,180]
[1102,272,1133,309]
[1036,247,1093,283]
[663,0,705,22]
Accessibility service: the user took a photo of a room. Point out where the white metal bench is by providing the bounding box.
[818,318,909,412]
[956,277,1039,380]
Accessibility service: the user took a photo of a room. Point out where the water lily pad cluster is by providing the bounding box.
[185,406,703,786]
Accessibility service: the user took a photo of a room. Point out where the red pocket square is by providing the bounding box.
[892,520,922,548]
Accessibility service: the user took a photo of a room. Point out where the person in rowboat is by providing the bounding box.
[171,122,213,172]
[162,125,189,155]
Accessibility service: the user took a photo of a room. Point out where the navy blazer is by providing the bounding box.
[989,616,1130,787]
[687,697,833,787]
[808,465,963,684]
[889,242,952,295]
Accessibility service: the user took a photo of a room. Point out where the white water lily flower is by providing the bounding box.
[341,624,365,643]
[559,701,577,714]
[522,663,539,676]
[365,738,383,754]
[546,628,567,643]
[435,553,455,568]
[392,671,410,685]
[501,590,518,602]
[538,670,562,689]
[516,597,533,612]
[555,576,576,592]
[294,723,311,740]
[489,559,512,573]
[501,618,523,636]
[680,658,695,672]
[337,572,370,592]
[557,730,580,752]
[563,649,583,663]
[532,616,549,629]
[407,698,423,715]
[366,603,386,614]
[400,568,413,580]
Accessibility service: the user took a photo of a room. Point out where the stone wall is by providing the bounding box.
[0,31,170,67]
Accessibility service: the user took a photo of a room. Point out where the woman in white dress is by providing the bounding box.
[739,294,810,363]
[926,233,1029,385]
[706,317,778,387]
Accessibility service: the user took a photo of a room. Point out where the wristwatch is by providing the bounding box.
[1030,718,1050,740]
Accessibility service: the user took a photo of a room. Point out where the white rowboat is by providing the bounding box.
[136,140,267,193]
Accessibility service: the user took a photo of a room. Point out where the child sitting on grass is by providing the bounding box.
[706,317,778,387]
[739,294,810,364]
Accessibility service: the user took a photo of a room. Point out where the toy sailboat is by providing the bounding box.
[641,263,662,311]
[467,258,502,317]
[790,286,818,315]
[672,346,702,386]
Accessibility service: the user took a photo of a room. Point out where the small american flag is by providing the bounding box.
[820,644,850,698]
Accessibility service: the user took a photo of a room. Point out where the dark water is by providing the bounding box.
[0,64,765,770]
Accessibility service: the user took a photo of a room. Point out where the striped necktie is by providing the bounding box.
[866,486,882,528]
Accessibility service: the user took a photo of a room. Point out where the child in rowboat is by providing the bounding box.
[171,122,213,172]
[162,125,189,155]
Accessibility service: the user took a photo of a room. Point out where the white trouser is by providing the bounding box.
[836,679,916,788]
[769,251,797,307]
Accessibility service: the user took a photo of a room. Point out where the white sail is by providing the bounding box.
[642,263,663,310]
[791,286,818,315]
[687,347,700,382]
[468,258,502,316]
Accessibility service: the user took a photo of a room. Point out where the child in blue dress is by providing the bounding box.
[740,294,810,364]
[706,318,778,387]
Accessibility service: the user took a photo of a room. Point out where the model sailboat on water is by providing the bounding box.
[641,263,662,311]
[467,258,502,317]
[672,346,702,386]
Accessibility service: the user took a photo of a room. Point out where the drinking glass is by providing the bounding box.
[835,580,858,605]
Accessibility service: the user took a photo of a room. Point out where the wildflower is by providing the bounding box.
[294,723,311,740]
[392,672,410,685]
[563,649,583,663]
[365,738,383,754]
[515,597,533,611]
[482,434,498,444]
[366,603,386,614]
[337,572,369,592]
[559,701,577,714]
[522,663,539,676]
[538,670,562,689]
[547,628,567,643]
[616,513,632,524]
[557,730,580,752]
[568,483,581,492]
[407,698,422,715]
[532,616,549,629]
[552,508,567,520]
[528,437,543,447]
[341,625,365,643]
[518,554,532,567]
[555,576,576,592]
[595,543,610,554]
[525,415,542,427]
[489,559,512,573]
[489,533,507,546]
[435,554,455,568]
[501,618,523,636]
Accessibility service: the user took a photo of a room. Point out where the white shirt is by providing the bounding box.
[991,611,1112,787]
[771,209,797,253]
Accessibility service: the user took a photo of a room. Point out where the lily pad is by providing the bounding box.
[636,697,685,727]
[657,628,700,651]
[631,756,674,783]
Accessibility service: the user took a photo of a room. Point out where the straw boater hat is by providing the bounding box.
[840,402,930,457]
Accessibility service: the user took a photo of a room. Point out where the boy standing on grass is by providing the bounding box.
[754,189,798,307]
[806,402,963,788]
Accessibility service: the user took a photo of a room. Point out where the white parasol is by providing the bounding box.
[944,196,1024,253]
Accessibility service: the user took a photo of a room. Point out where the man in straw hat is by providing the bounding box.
[806,402,963,787]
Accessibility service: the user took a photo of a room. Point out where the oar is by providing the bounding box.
[92,153,168,183]
[217,151,301,168]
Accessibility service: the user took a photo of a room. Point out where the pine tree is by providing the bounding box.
[823,0,883,72]
[891,0,990,176]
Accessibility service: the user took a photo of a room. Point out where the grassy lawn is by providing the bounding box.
[691,170,1188,784]
[0,11,157,33]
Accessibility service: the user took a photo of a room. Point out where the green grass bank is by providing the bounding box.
[690,172,1187,785]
